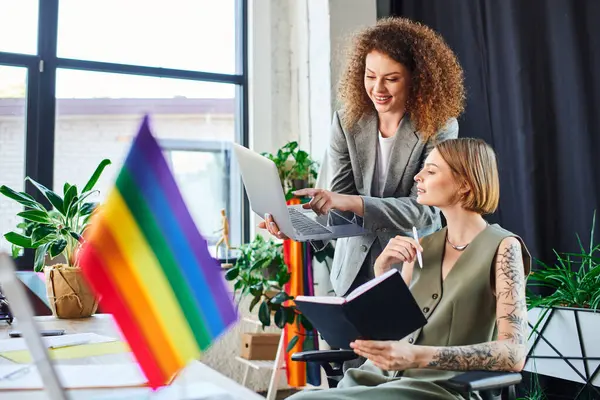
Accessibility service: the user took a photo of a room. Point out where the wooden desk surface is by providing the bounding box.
[0,314,264,400]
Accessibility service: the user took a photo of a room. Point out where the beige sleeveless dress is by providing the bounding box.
[289,224,531,400]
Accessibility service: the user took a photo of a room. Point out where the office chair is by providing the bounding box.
[292,350,521,400]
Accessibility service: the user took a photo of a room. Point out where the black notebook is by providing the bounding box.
[294,269,427,349]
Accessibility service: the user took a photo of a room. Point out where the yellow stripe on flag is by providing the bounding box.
[103,190,201,363]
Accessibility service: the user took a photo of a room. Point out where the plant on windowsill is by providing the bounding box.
[0,159,111,319]
[524,210,600,390]
[261,141,319,201]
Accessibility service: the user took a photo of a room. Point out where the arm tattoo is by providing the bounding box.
[427,242,528,371]
[427,342,522,371]
[496,242,527,346]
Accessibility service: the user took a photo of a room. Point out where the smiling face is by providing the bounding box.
[364,50,411,115]
[413,148,464,208]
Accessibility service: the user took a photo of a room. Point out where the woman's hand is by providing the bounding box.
[350,340,420,371]
[257,214,289,240]
[293,188,349,215]
[374,235,423,272]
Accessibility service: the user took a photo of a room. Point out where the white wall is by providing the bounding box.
[249,0,377,161]
[239,0,377,392]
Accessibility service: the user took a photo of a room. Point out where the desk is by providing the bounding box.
[0,314,264,400]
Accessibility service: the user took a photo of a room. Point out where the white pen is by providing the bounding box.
[48,339,90,349]
[412,226,423,268]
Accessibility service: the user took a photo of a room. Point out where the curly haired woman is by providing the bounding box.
[262,17,465,298]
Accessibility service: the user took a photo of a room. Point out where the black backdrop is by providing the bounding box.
[379,0,600,266]
[379,1,600,398]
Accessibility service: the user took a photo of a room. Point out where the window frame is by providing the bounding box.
[0,0,249,269]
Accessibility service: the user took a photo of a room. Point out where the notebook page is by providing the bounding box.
[293,295,345,304]
[346,269,399,301]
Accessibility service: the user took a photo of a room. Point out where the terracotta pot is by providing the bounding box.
[44,264,98,319]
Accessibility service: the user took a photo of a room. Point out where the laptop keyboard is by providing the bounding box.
[288,208,332,235]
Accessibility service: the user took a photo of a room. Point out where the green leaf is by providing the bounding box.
[31,225,56,244]
[34,242,51,272]
[274,308,286,329]
[79,202,97,216]
[271,291,291,305]
[49,239,67,258]
[11,244,22,258]
[284,306,296,324]
[299,314,313,331]
[258,301,271,327]
[25,178,65,215]
[0,185,44,210]
[249,283,263,297]
[63,183,71,196]
[63,185,78,216]
[302,335,315,351]
[249,294,261,312]
[82,159,111,193]
[70,231,82,241]
[225,267,239,281]
[276,270,291,287]
[285,335,299,353]
[17,209,51,224]
[4,232,33,248]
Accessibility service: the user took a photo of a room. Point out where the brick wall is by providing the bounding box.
[0,112,236,253]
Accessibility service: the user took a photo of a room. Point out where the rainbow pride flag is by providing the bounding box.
[78,115,238,389]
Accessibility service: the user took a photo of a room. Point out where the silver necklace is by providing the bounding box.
[446,236,469,251]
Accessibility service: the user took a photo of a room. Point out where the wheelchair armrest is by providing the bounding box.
[440,371,522,393]
[291,350,359,363]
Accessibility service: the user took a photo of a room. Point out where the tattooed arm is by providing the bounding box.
[420,237,528,372]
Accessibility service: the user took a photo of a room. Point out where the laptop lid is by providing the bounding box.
[0,253,67,400]
[232,144,368,242]
[231,143,296,237]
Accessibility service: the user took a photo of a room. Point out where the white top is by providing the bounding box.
[373,130,396,196]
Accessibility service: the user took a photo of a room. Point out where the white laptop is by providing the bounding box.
[232,143,369,242]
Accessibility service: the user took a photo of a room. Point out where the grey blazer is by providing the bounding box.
[327,110,459,296]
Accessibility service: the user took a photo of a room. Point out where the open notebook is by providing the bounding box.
[294,269,427,349]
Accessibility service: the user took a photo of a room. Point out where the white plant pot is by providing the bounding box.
[525,306,600,387]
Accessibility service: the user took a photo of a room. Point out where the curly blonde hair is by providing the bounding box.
[338,17,465,140]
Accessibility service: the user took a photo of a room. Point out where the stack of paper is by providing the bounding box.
[0,364,146,389]
[0,333,128,363]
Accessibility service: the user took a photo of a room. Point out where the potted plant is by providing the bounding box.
[224,234,317,351]
[0,159,111,319]
[225,235,311,328]
[261,141,319,201]
[524,211,600,392]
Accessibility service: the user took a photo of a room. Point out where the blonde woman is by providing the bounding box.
[289,138,531,399]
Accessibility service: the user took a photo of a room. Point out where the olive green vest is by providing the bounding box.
[400,224,531,380]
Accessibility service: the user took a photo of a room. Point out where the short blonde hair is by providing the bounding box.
[435,138,500,214]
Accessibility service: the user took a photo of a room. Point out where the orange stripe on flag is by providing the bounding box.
[93,220,182,380]
[79,242,167,386]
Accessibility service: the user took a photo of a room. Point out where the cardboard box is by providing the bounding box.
[240,333,280,360]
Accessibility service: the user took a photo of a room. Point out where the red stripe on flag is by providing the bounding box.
[79,242,167,388]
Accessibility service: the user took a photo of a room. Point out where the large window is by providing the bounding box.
[0,66,28,254]
[0,0,248,268]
